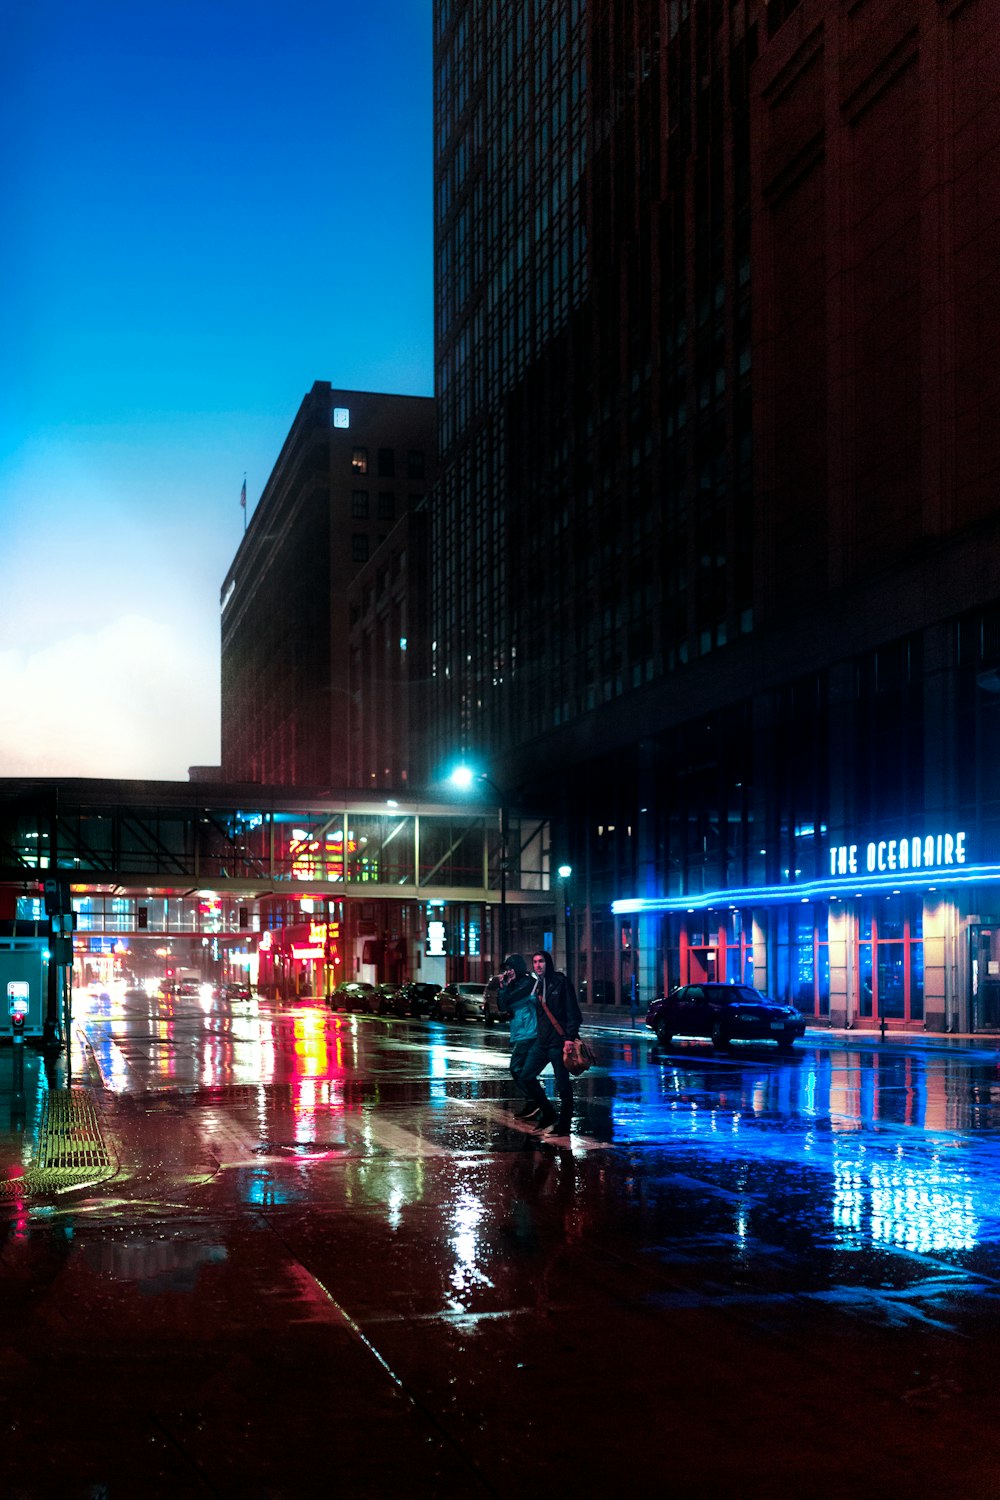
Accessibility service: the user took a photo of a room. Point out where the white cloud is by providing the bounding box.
[0,614,219,780]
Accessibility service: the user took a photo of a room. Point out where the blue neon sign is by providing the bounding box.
[611,830,985,915]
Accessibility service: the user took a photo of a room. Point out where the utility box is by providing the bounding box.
[0,943,47,1040]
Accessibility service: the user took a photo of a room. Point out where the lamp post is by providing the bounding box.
[450,765,508,968]
[557,864,573,984]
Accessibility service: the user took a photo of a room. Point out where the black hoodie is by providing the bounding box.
[531,952,581,1045]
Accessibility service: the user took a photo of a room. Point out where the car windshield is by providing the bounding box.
[457,985,484,996]
[707,985,767,1005]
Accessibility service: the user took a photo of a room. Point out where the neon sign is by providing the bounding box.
[830,831,966,877]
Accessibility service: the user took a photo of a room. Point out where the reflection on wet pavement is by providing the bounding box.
[5,988,1000,1494]
[14,991,995,1299]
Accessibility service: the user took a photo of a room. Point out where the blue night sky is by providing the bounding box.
[0,0,433,779]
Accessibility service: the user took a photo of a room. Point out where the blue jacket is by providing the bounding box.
[499,973,537,1045]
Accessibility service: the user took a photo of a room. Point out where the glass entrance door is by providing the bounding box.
[970,926,1000,1030]
[855,897,924,1028]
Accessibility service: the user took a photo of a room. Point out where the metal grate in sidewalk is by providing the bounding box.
[0,1088,117,1199]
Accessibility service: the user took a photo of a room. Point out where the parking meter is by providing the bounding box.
[8,981,29,1039]
[8,980,29,1105]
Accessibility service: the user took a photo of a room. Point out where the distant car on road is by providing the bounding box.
[431,982,488,1022]
[645,984,806,1052]
[219,982,251,1002]
[330,981,378,1013]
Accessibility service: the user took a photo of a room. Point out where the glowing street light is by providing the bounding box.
[558,864,573,983]
[448,764,508,965]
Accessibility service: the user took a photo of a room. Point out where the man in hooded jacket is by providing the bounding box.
[514,949,582,1135]
[497,953,541,1118]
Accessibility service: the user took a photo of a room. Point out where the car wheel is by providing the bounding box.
[655,1021,673,1046]
[711,1021,731,1050]
[776,1037,797,1054]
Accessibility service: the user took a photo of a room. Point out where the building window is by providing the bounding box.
[352,491,369,518]
[775,905,830,1018]
[352,535,369,563]
[407,449,425,480]
[352,447,368,474]
[377,447,395,478]
[378,492,395,520]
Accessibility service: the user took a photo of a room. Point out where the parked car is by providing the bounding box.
[431,981,488,1021]
[374,982,401,1016]
[330,980,378,1013]
[645,984,806,1052]
[395,981,439,1018]
[483,974,508,1027]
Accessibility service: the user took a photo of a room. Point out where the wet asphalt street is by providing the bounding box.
[4,989,1000,1498]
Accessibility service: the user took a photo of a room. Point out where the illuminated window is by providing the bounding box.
[352,447,368,474]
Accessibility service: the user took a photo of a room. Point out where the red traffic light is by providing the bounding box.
[11,1011,25,1032]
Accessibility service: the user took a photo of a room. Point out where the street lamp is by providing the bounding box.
[449,765,508,967]
[558,864,573,984]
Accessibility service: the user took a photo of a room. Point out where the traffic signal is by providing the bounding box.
[42,878,71,915]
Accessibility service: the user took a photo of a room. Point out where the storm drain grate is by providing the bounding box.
[0,1089,117,1198]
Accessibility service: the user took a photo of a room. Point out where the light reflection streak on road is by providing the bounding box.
[624,1050,996,1256]
[447,1183,492,1298]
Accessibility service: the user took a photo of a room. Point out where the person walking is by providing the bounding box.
[514,949,582,1135]
[497,954,540,1118]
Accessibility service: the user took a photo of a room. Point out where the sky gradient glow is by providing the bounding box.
[0,0,433,780]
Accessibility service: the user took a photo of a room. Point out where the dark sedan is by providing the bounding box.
[329,981,378,1013]
[374,983,401,1015]
[645,984,806,1052]
[395,981,439,1017]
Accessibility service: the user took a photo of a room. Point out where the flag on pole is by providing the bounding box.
[240,476,247,509]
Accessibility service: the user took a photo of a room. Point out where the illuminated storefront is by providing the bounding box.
[614,826,1000,1033]
[0,780,556,1000]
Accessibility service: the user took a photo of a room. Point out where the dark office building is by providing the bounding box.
[431,0,1000,1031]
[347,507,432,792]
[221,383,435,787]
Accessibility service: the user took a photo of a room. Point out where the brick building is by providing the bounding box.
[220,383,435,787]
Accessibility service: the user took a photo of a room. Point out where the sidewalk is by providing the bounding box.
[578,1004,1000,1055]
